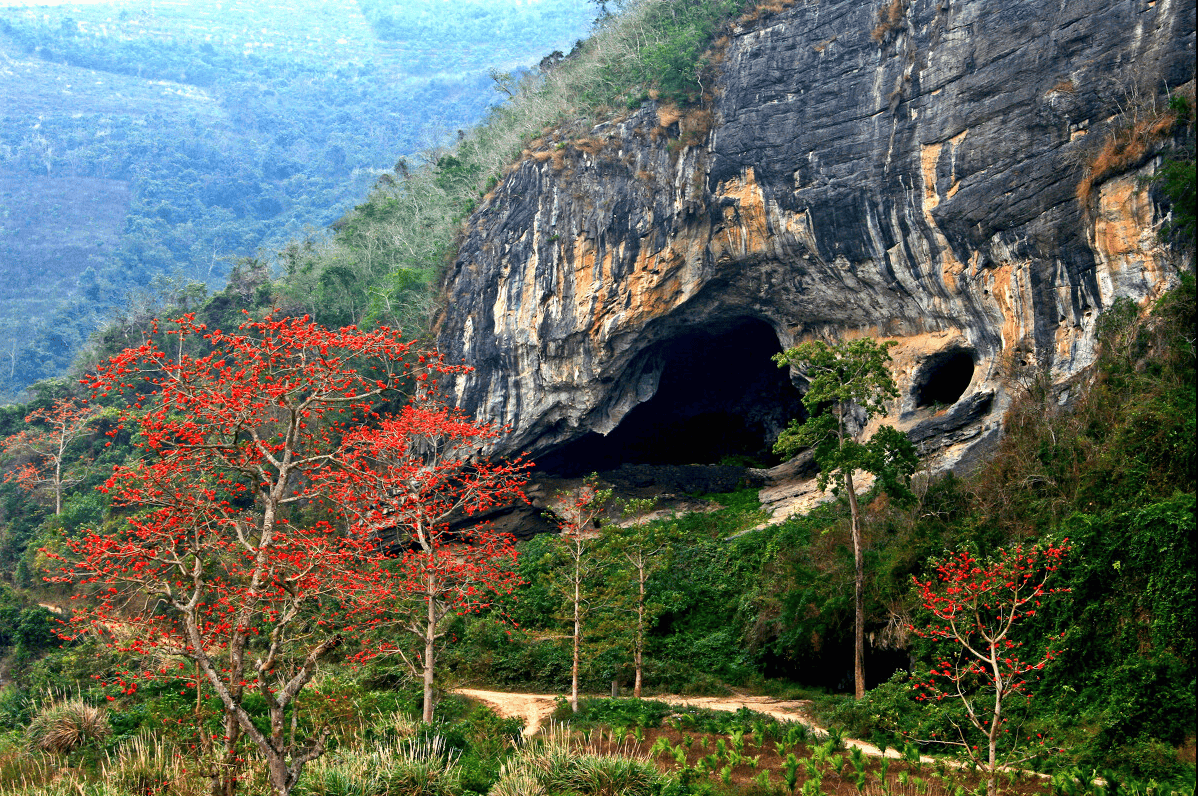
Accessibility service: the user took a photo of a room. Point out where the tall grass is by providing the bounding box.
[0,732,203,796]
[488,722,664,796]
[25,699,109,755]
[294,735,463,796]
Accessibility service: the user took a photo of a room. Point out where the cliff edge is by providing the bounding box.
[436,0,1195,515]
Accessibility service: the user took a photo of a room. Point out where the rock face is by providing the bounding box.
[436,0,1194,502]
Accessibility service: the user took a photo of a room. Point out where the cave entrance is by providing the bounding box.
[913,349,975,408]
[538,318,806,476]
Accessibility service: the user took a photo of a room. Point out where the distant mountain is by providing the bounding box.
[0,0,594,400]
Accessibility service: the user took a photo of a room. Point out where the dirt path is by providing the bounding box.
[454,689,1057,777]
[455,689,561,737]
[454,689,826,738]
[455,690,823,738]
[454,688,938,763]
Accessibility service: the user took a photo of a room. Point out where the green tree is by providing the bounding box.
[773,337,918,699]
[596,499,683,697]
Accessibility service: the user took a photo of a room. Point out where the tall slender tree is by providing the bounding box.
[598,499,681,698]
[544,477,612,713]
[2,397,98,515]
[774,337,918,698]
[336,398,531,723]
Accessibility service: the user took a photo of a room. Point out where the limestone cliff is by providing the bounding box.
[436,0,1194,510]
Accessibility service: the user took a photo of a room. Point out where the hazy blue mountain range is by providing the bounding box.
[0,0,594,401]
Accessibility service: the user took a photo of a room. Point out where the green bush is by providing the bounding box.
[555,697,674,729]
[819,671,917,748]
[0,686,33,729]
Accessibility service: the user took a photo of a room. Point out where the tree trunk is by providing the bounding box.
[54,456,62,516]
[267,755,292,796]
[571,555,581,713]
[217,708,242,796]
[987,642,1002,796]
[195,663,215,790]
[423,577,437,723]
[845,468,866,700]
[634,568,645,698]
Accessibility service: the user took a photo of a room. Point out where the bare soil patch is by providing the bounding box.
[455,689,1052,795]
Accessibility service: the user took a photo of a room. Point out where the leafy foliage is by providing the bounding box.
[774,337,917,699]
[559,696,675,729]
[590,0,745,106]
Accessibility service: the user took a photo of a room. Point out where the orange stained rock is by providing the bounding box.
[1092,175,1157,272]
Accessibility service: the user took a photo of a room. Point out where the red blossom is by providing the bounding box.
[909,541,1071,796]
[53,313,525,796]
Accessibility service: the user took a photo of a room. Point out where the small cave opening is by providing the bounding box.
[537,318,806,476]
[913,349,975,408]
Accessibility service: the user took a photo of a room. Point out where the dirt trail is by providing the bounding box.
[455,688,1052,775]
[455,688,560,737]
[453,688,914,761]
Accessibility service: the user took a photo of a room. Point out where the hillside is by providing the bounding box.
[0,0,594,400]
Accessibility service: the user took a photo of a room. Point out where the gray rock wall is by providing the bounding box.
[436,0,1194,485]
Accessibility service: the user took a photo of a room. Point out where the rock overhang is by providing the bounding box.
[436,0,1194,505]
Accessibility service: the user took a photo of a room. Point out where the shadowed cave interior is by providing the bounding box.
[913,349,975,408]
[537,318,807,476]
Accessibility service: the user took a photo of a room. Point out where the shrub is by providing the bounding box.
[871,0,906,44]
[488,724,664,796]
[821,671,919,747]
[0,687,33,729]
[25,698,109,755]
[1076,87,1191,209]
[554,697,674,729]
[295,735,463,796]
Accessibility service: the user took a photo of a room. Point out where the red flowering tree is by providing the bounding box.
[51,314,432,796]
[909,541,1071,796]
[335,399,530,722]
[2,397,99,515]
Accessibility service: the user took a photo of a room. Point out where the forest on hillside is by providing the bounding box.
[0,0,594,400]
[0,275,1191,796]
[0,1,1193,795]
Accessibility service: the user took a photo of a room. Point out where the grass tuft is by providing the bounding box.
[25,699,109,755]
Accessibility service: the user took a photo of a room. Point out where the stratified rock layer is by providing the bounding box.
[437,0,1194,498]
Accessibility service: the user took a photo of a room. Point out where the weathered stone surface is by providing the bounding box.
[436,0,1194,511]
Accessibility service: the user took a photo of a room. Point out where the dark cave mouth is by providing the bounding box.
[913,349,975,408]
[537,318,806,477]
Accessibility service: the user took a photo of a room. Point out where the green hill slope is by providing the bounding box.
[0,0,594,401]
